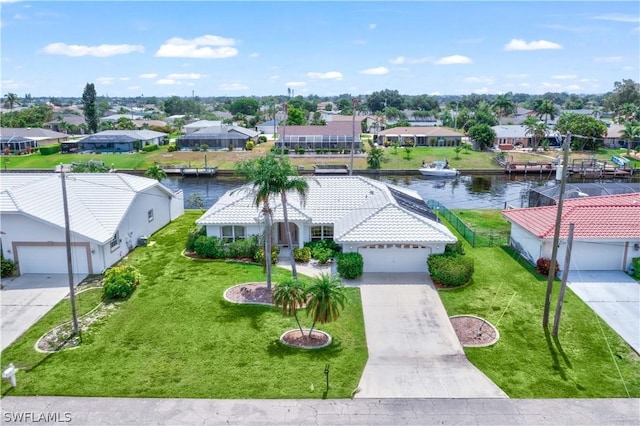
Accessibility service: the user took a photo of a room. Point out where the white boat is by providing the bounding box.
[419,161,459,177]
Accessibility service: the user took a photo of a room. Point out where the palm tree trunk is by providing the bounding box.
[308,321,316,337]
[294,311,304,336]
[281,191,298,280]
[264,202,273,290]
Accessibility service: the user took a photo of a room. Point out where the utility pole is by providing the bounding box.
[543,132,571,328]
[350,98,359,176]
[61,171,80,336]
[553,223,575,337]
[281,102,288,157]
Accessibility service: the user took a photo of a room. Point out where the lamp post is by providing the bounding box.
[350,98,359,176]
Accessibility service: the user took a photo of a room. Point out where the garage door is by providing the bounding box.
[359,244,431,273]
[17,245,90,274]
[564,242,624,271]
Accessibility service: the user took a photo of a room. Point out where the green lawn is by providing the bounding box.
[1,211,368,399]
[438,223,640,398]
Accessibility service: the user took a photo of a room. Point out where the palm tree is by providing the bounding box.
[523,116,549,151]
[144,164,167,182]
[492,94,515,123]
[620,122,640,156]
[3,93,20,110]
[272,278,307,336]
[536,100,558,125]
[306,273,347,337]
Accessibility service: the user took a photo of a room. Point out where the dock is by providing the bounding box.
[313,164,349,175]
[162,166,218,177]
[502,158,635,179]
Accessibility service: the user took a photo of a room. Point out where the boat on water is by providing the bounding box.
[419,160,459,177]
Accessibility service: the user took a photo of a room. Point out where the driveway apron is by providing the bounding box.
[567,270,640,354]
[355,273,507,398]
[1,274,85,351]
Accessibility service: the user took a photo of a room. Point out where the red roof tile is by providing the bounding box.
[502,193,640,239]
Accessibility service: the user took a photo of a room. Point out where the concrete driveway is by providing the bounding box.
[354,273,507,399]
[567,270,640,354]
[1,274,85,351]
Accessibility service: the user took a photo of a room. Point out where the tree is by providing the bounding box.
[229,97,260,116]
[3,93,20,110]
[620,122,640,155]
[144,165,167,182]
[306,273,347,337]
[492,94,515,122]
[366,147,384,169]
[383,106,406,121]
[555,113,607,151]
[116,117,136,130]
[536,99,558,125]
[604,79,640,114]
[410,94,439,112]
[615,103,640,124]
[367,89,404,114]
[82,83,99,133]
[272,278,307,336]
[187,193,205,211]
[310,111,326,125]
[467,123,496,150]
[285,106,307,125]
[523,116,548,151]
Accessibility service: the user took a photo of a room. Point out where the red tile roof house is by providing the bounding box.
[502,193,640,272]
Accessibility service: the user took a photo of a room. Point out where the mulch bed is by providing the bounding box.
[450,315,499,347]
[225,283,273,304]
[281,329,330,349]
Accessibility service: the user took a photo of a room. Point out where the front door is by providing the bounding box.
[277,222,298,247]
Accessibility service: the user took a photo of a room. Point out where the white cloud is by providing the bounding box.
[285,81,307,87]
[156,79,178,85]
[139,73,158,79]
[504,39,562,51]
[550,74,577,80]
[389,56,430,65]
[306,71,343,80]
[155,35,238,59]
[96,77,116,85]
[471,87,489,94]
[166,73,206,80]
[359,66,389,75]
[42,42,144,57]
[463,76,494,84]
[590,14,640,23]
[127,86,141,91]
[368,23,376,30]
[594,56,623,63]
[219,82,248,91]
[270,75,280,81]
[249,52,260,58]
[579,78,598,83]
[435,55,473,65]
[119,77,130,81]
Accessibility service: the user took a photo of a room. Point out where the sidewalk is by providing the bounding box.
[1,396,638,425]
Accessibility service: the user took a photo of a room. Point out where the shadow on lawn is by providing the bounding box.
[500,246,550,282]
[544,327,573,380]
[216,300,272,330]
[266,336,344,359]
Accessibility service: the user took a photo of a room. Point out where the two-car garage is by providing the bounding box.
[358,244,432,273]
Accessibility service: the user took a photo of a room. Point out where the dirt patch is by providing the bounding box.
[224,283,273,305]
[281,329,331,349]
[450,315,499,347]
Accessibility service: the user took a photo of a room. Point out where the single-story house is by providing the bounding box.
[502,193,640,271]
[276,122,362,152]
[603,124,638,150]
[176,125,259,150]
[183,120,223,134]
[492,125,561,149]
[0,128,69,147]
[196,176,457,273]
[77,130,167,153]
[328,114,380,133]
[256,119,279,136]
[0,173,184,275]
[46,114,87,134]
[1,135,37,154]
[377,127,464,147]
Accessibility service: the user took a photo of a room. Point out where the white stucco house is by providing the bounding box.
[1,173,184,275]
[502,193,640,271]
[196,176,457,273]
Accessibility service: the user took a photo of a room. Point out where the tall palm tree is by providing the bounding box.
[492,94,515,123]
[620,122,640,156]
[144,164,167,182]
[3,93,20,110]
[523,116,548,151]
[306,273,347,337]
[536,100,558,125]
[272,278,307,336]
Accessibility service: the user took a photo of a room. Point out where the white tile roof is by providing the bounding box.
[197,176,456,244]
[1,173,176,244]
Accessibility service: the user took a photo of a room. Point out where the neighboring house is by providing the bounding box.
[502,193,640,271]
[184,120,223,134]
[498,107,535,125]
[176,125,258,150]
[0,128,69,147]
[377,127,464,147]
[1,135,36,154]
[328,114,379,133]
[77,130,167,153]
[492,125,562,149]
[602,124,634,149]
[132,119,169,130]
[196,176,457,273]
[46,114,87,134]
[276,122,362,152]
[0,173,184,275]
[256,119,279,136]
[100,113,145,122]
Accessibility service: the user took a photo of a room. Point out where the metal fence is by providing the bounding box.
[427,200,510,248]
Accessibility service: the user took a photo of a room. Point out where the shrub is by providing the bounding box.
[167,143,177,152]
[1,258,17,278]
[142,144,159,152]
[427,254,474,287]
[296,147,305,155]
[633,257,640,280]
[39,144,61,155]
[536,257,560,276]
[293,247,312,263]
[254,246,280,265]
[245,140,255,150]
[258,135,267,143]
[186,226,206,252]
[336,252,363,279]
[228,143,234,151]
[194,236,224,258]
[201,144,209,151]
[103,265,140,299]
[227,235,259,259]
[304,239,342,255]
[444,241,465,256]
[314,248,334,265]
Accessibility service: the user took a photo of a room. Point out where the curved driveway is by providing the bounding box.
[353,273,507,399]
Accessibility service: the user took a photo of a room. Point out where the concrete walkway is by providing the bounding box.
[567,271,640,353]
[1,274,85,351]
[1,396,638,425]
[354,273,507,398]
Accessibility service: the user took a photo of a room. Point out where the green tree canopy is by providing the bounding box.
[604,79,640,114]
[555,113,607,151]
[82,83,99,133]
[367,89,404,114]
[467,123,496,149]
[229,97,260,116]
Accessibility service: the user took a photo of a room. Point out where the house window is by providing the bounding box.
[311,225,334,241]
[148,209,154,222]
[110,231,120,251]
[221,226,246,243]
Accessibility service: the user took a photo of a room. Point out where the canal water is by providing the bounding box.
[160,174,639,211]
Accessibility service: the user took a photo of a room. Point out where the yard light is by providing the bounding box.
[324,363,330,392]
[3,363,17,387]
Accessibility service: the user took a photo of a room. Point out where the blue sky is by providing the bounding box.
[1,1,638,98]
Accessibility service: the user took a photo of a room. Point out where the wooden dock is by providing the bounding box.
[313,164,349,175]
[162,166,218,177]
[503,159,635,178]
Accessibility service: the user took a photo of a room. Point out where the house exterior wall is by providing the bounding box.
[204,224,263,240]
[558,240,627,271]
[509,223,543,265]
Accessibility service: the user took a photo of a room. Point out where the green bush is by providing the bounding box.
[314,248,334,265]
[304,239,341,264]
[336,252,363,279]
[167,143,177,152]
[428,254,474,287]
[254,246,280,265]
[444,241,465,256]
[39,144,61,155]
[142,144,159,152]
[258,135,267,143]
[1,258,17,278]
[245,140,255,150]
[186,226,206,252]
[226,235,259,259]
[194,236,225,258]
[103,265,140,299]
[536,257,559,276]
[293,247,311,263]
[632,257,640,280]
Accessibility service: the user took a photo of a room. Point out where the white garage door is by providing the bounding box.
[17,245,90,274]
[564,242,624,271]
[359,244,431,273]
